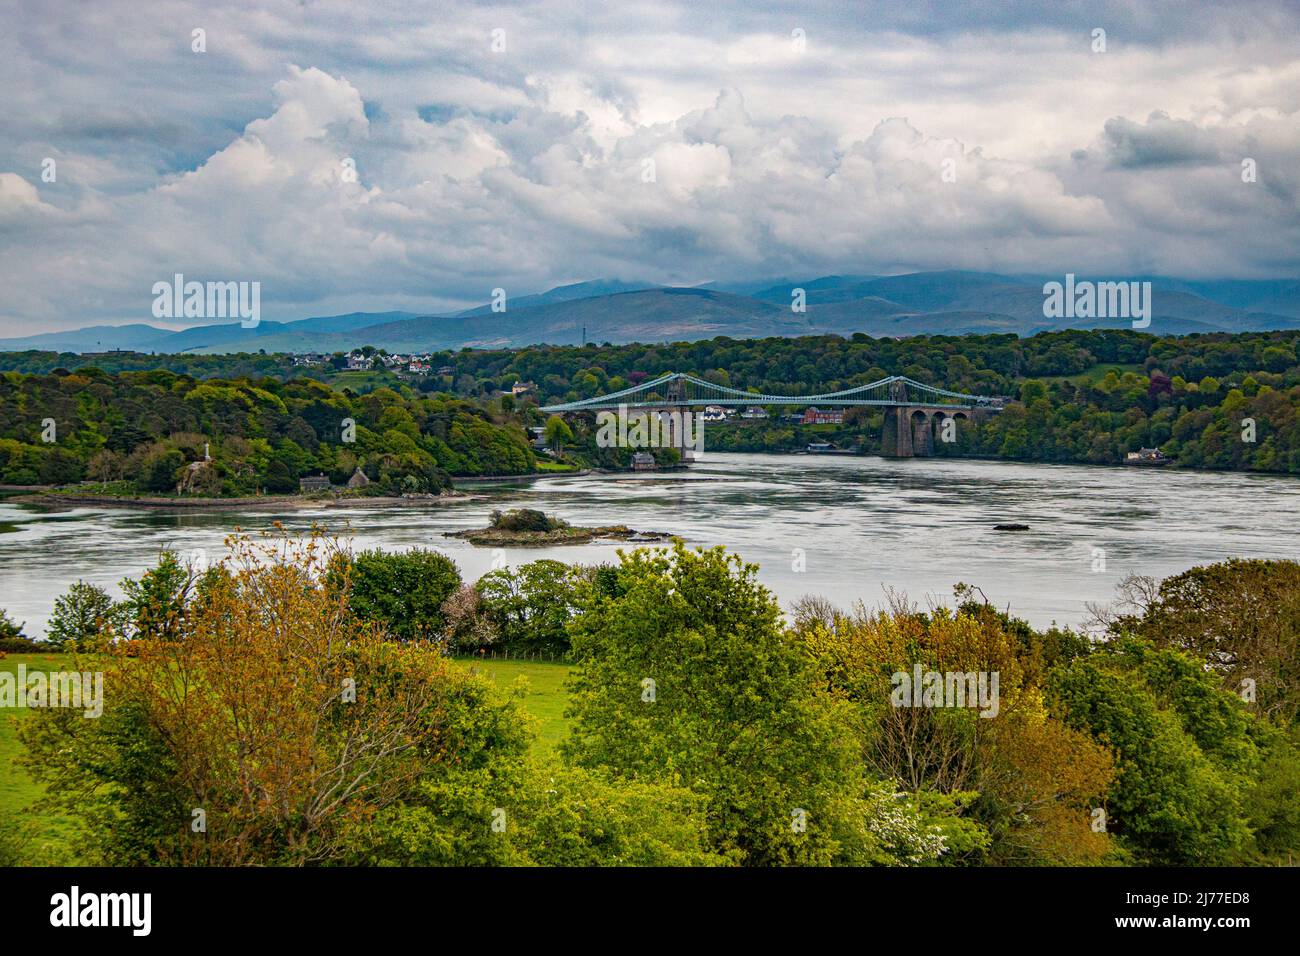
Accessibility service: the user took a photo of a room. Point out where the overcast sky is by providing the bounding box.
[1,0,1298,334]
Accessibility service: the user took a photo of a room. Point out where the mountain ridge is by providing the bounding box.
[6,271,1297,355]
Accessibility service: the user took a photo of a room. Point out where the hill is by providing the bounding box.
[5,271,1297,355]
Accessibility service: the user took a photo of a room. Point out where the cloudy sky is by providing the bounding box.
[2,0,1298,334]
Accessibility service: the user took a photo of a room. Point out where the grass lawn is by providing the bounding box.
[453,657,572,757]
[0,654,85,864]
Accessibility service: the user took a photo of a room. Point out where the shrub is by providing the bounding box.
[488,508,563,532]
[331,547,462,642]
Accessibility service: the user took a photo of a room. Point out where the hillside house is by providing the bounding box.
[299,474,332,493]
[802,407,844,425]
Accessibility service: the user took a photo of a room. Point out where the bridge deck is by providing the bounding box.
[539,372,1003,414]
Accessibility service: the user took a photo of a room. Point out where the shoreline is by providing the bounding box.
[7,468,599,511]
[15,491,485,511]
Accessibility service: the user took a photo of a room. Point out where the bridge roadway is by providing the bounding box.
[539,373,1005,458]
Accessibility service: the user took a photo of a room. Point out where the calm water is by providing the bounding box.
[2,452,1298,638]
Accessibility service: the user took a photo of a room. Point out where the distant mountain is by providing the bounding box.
[4,272,1296,355]
[0,324,174,353]
[214,288,806,353]
[289,311,427,333]
[455,279,660,316]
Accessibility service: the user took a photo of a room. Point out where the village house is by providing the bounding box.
[346,466,370,488]
[1124,447,1172,466]
[700,405,729,422]
[740,406,768,419]
[631,451,657,471]
[299,474,332,493]
[512,381,537,396]
[802,407,844,425]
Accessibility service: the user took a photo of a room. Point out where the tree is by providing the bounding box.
[1123,559,1300,726]
[543,414,573,453]
[1049,642,1252,865]
[562,542,939,865]
[439,584,499,651]
[475,560,585,654]
[140,447,185,493]
[797,598,1113,865]
[20,532,530,866]
[0,609,25,641]
[117,550,199,641]
[331,547,462,642]
[47,581,115,649]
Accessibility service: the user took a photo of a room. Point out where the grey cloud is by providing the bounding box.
[0,0,1298,335]
[1104,111,1223,168]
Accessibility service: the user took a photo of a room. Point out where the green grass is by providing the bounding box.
[0,654,85,864]
[453,657,572,757]
[535,460,581,472]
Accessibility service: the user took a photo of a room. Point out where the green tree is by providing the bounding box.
[333,547,462,642]
[475,559,584,654]
[543,414,573,453]
[1049,643,1252,864]
[561,542,927,865]
[0,609,25,641]
[47,580,116,649]
[118,551,198,641]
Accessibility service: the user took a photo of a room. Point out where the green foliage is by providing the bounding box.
[117,551,196,641]
[0,609,25,641]
[335,547,463,642]
[543,414,573,451]
[0,368,535,494]
[46,581,115,649]
[1048,641,1255,864]
[475,560,585,654]
[562,542,930,865]
[346,762,723,866]
[1126,559,1300,726]
[488,508,563,532]
[1241,732,1300,861]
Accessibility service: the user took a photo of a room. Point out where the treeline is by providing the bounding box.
[7,326,1300,471]
[0,368,536,494]
[9,537,1299,866]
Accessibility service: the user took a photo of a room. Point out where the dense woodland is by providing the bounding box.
[4,327,1300,481]
[0,369,535,494]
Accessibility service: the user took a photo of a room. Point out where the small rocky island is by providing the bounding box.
[445,508,674,547]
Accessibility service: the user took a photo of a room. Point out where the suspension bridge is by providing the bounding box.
[539,373,1005,458]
